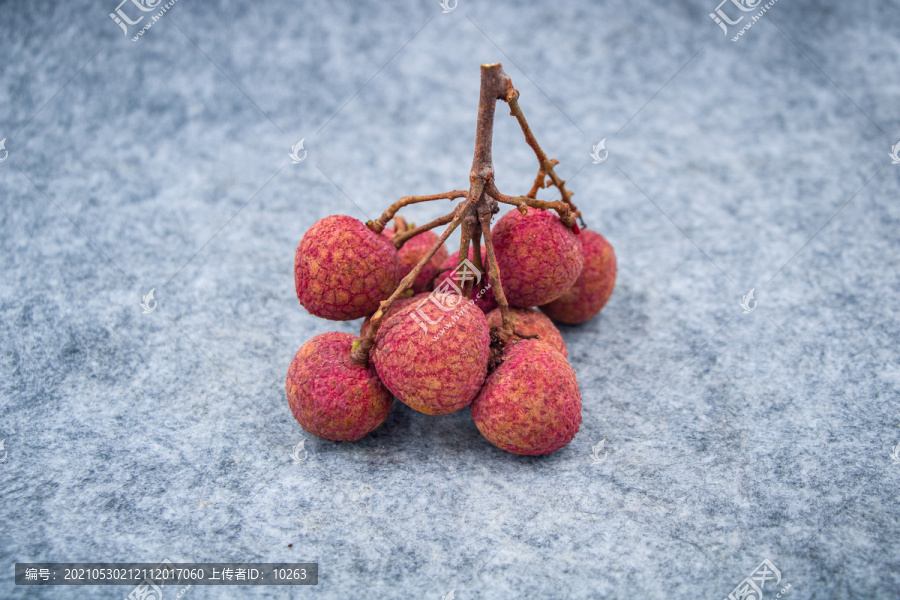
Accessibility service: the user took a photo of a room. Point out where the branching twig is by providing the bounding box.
[351,198,474,364]
[485,182,576,229]
[368,190,468,234]
[505,90,584,226]
[392,212,455,248]
[478,209,512,335]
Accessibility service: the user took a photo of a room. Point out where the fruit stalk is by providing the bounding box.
[350,197,474,364]
[505,91,584,227]
[368,190,468,235]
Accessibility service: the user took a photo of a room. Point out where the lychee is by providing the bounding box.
[383,228,448,294]
[540,229,616,324]
[285,332,393,442]
[486,307,568,358]
[294,215,399,321]
[433,247,498,313]
[492,207,583,307]
[359,292,430,337]
[470,339,581,455]
[372,293,490,415]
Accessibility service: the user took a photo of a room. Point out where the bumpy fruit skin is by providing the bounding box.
[294,215,399,320]
[372,293,490,415]
[359,293,430,338]
[486,307,568,358]
[492,207,584,307]
[471,340,581,455]
[285,332,393,442]
[540,229,616,324]
[433,248,498,314]
[383,228,448,294]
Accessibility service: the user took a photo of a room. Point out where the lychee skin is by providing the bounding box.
[492,207,584,307]
[286,332,393,442]
[433,248,498,314]
[540,229,616,324]
[486,307,568,358]
[372,293,490,415]
[471,339,581,456]
[383,228,448,294]
[295,215,400,321]
[359,293,430,338]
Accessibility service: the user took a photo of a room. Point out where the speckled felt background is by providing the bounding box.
[1,1,898,598]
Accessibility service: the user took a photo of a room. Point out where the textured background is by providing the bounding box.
[1,0,899,598]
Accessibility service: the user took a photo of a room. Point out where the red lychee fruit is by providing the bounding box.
[540,229,616,324]
[433,247,498,313]
[486,307,568,358]
[492,207,583,307]
[471,339,581,455]
[382,228,448,294]
[294,215,399,321]
[359,292,430,337]
[285,332,393,442]
[372,293,490,415]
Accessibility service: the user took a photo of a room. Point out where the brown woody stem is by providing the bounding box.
[368,190,468,234]
[505,91,583,226]
[478,209,512,335]
[486,183,575,226]
[393,212,455,248]
[351,198,474,364]
[353,62,569,365]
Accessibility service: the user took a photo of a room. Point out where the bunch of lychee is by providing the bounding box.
[284,63,617,456]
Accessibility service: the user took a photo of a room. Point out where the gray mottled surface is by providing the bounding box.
[1,0,899,598]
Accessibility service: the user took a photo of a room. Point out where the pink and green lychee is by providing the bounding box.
[492,207,583,307]
[372,293,490,415]
[433,247,497,313]
[294,215,399,321]
[383,228,448,294]
[486,307,568,357]
[471,339,581,455]
[286,332,393,441]
[540,229,616,324]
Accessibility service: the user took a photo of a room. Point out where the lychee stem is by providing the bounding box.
[392,215,408,233]
[525,158,557,198]
[368,190,468,235]
[478,209,514,336]
[485,183,576,228]
[505,92,584,227]
[392,211,456,249]
[350,62,576,364]
[350,197,475,365]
